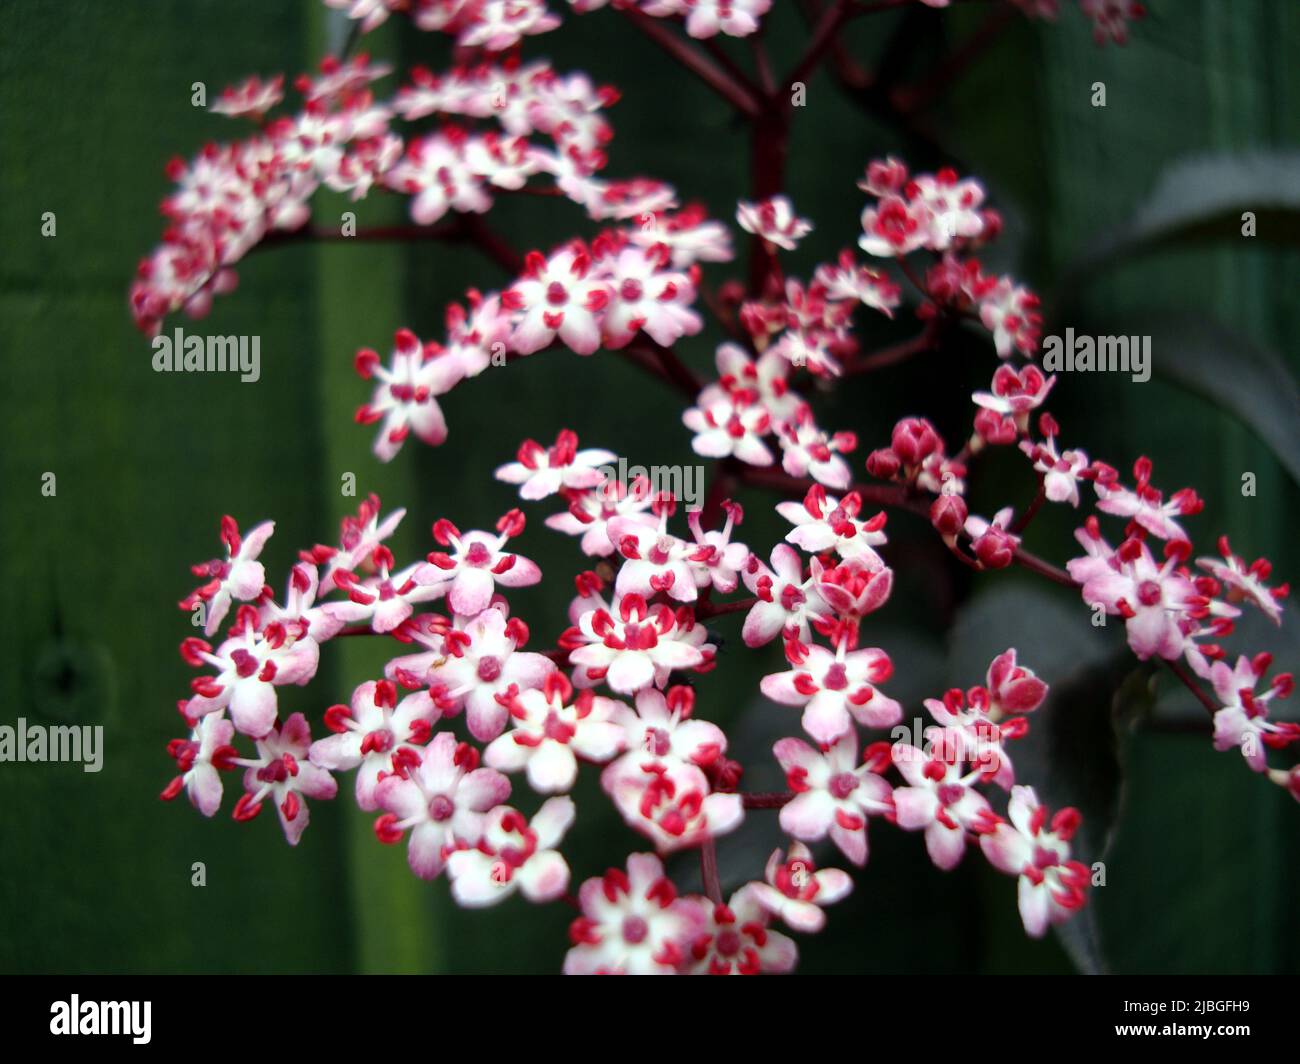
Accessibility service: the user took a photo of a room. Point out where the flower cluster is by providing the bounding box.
[146,0,1300,975]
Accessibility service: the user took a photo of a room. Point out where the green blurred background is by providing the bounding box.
[1,0,1296,974]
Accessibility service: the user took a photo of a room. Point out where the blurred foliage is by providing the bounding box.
[0,0,1296,974]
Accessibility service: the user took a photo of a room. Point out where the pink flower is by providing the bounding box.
[859,194,932,257]
[416,510,543,616]
[446,797,575,907]
[630,210,732,272]
[761,637,901,743]
[1071,535,1234,662]
[909,168,988,247]
[603,758,744,851]
[564,854,707,974]
[1196,536,1288,626]
[182,610,321,738]
[161,712,238,817]
[256,562,347,643]
[688,887,798,975]
[484,671,630,792]
[682,389,774,466]
[892,740,998,869]
[685,503,751,595]
[308,679,439,810]
[607,686,727,775]
[964,506,1020,569]
[328,552,451,634]
[709,341,801,424]
[180,515,275,636]
[814,251,901,317]
[374,732,511,879]
[564,593,713,694]
[1022,436,1090,507]
[776,485,889,562]
[606,512,697,603]
[458,0,562,51]
[736,195,812,251]
[595,243,702,348]
[777,407,856,489]
[922,692,1020,790]
[667,0,772,39]
[1094,457,1202,542]
[354,329,463,461]
[979,786,1090,938]
[811,553,893,620]
[323,0,406,34]
[1209,654,1297,772]
[545,477,657,556]
[385,132,490,225]
[742,544,828,647]
[428,607,556,741]
[774,734,894,866]
[975,278,1041,358]
[972,364,1056,429]
[747,842,852,933]
[210,75,284,118]
[985,648,1049,716]
[318,494,406,592]
[501,243,611,355]
[233,713,338,846]
[495,429,616,501]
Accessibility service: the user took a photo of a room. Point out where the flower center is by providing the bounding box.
[823,663,849,691]
[477,656,502,682]
[428,795,455,822]
[230,648,259,679]
[1137,579,1163,607]
[546,281,568,306]
[465,542,491,566]
[829,772,858,800]
[622,915,649,944]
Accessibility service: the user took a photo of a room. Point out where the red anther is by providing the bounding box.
[543,670,574,705]
[393,327,420,354]
[665,685,694,718]
[862,741,893,774]
[431,518,460,546]
[374,679,398,708]
[179,637,211,666]
[324,704,353,733]
[160,776,185,801]
[496,508,526,538]
[232,793,262,822]
[504,617,530,646]
[354,348,380,379]
[374,813,404,844]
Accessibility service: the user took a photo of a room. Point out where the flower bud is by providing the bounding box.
[891,418,941,466]
[930,494,968,538]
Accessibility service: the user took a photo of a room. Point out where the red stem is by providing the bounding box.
[699,840,724,905]
[620,8,762,118]
[741,792,794,809]
[1164,658,1219,719]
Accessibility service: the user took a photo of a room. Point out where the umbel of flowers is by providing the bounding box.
[149,0,1294,975]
